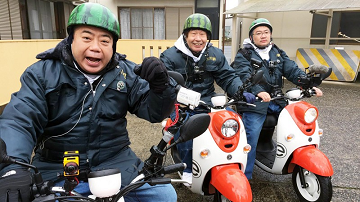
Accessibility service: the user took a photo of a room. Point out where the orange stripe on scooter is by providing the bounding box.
[210,164,252,202]
[208,111,240,153]
[289,145,333,176]
[285,101,317,136]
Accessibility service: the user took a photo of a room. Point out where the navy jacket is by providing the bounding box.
[160,45,243,105]
[232,43,306,114]
[0,38,177,185]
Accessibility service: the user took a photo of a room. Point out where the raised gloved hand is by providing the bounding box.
[134,57,169,93]
[0,169,33,202]
[243,92,256,104]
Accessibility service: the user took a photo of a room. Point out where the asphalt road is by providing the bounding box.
[127,78,360,202]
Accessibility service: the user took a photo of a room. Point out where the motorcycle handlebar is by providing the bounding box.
[228,99,255,107]
[256,87,317,103]
[162,163,186,175]
[35,163,185,202]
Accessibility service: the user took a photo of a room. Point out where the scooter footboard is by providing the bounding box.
[210,164,252,202]
[289,145,333,176]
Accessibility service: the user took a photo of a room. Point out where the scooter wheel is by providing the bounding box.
[292,166,333,202]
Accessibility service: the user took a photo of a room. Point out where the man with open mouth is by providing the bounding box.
[0,3,177,202]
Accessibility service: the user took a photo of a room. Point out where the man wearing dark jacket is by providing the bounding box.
[160,13,255,185]
[0,3,177,202]
[232,18,323,180]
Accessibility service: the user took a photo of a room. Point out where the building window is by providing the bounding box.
[27,0,56,39]
[310,11,360,45]
[119,7,165,39]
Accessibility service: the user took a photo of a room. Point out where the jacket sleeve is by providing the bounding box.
[160,51,176,71]
[0,65,48,175]
[279,50,306,85]
[232,51,265,96]
[126,61,177,123]
[210,48,243,97]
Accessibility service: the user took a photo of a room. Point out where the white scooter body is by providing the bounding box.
[255,100,320,174]
[254,87,333,202]
[190,107,248,194]
[167,93,253,201]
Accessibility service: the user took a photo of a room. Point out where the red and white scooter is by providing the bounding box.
[163,71,264,202]
[255,65,333,202]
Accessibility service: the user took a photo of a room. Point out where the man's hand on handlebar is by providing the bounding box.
[313,87,323,97]
[243,92,256,104]
[257,92,271,102]
[0,169,33,202]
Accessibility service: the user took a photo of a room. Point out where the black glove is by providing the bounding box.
[243,92,256,104]
[0,169,33,202]
[134,57,169,93]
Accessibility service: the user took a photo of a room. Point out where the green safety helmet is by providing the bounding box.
[67,3,120,41]
[249,18,272,37]
[183,13,212,38]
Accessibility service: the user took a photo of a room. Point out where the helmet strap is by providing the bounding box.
[112,39,117,55]
[250,34,254,44]
[67,31,74,45]
[183,34,192,52]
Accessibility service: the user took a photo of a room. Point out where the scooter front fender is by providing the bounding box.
[210,164,252,202]
[289,145,333,176]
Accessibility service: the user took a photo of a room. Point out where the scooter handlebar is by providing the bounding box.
[162,163,186,175]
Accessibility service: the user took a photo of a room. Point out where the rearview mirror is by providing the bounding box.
[177,113,210,143]
[252,70,264,85]
[321,67,332,80]
[250,58,262,70]
[168,71,185,87]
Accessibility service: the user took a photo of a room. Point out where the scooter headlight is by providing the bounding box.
[304,108,318,123]
[221,119,239,138]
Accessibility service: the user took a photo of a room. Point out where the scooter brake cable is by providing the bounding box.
[164,104,180,131]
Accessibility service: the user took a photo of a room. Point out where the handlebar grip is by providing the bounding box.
[310,88,316,96]
[163,163,186,175]
[148,178,172,186]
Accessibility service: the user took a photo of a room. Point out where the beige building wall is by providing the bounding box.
[0,39,218,106]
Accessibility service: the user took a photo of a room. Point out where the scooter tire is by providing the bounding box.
[213,189,232,202]
[292,166,333,202]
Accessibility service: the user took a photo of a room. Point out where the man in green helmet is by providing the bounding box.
[232,18,323,180]
[0,3,177,201]
[160,13,255,185]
